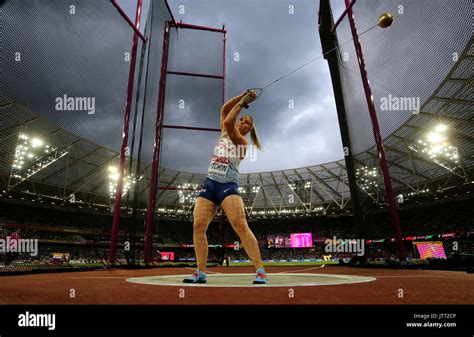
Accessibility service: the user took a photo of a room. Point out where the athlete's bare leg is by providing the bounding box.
[193,197,217,272]
[221,195,264,271]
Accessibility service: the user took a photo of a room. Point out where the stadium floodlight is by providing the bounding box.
[355,166,378,192]
[19,133,28,140]
[427,131,444,144]
[108,166,140,198]
[435,124,447,133]
[176,183,201,205]
[404,189,430,198]
[409,123,461,174]
[10,132,68,188]
[108,172,120,181]
[30,137,44,148]
[108,165,118,173]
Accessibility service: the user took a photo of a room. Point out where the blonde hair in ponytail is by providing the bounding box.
[250,124,263,151]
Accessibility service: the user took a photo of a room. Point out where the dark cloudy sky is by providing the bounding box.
[107,0,472,174]
[115,0,347,174]
[4,0,469,175]
[161,0,347,173]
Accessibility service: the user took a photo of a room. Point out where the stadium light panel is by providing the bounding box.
[435,124,447,133]
[408,123,461,173]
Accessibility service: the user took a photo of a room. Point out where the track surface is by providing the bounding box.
[0,266,472,304]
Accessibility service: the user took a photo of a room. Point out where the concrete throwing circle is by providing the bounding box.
[126,273,376,287]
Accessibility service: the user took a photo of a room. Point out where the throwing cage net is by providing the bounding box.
[0,0,228,272]
[0,0,175,272]
[319,0,472,259]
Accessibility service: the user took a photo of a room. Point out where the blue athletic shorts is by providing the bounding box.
[197,177,240,205]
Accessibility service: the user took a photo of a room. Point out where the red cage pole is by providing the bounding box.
[144,21,171,264]
[111,0,147,42]
[222,25,227,105]
[143,21,227,264]
[344,0,405,261]
[331,0,356,33]
[109,0,144,264]
[219,25,227,252]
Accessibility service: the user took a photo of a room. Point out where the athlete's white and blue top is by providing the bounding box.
[198,134,242,205]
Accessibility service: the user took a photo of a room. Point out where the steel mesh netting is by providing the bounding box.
[333,0,472,208]
[2,0,142,146]
[0,0,156,195]
[0,222,39,273]
[0,0,176,270]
